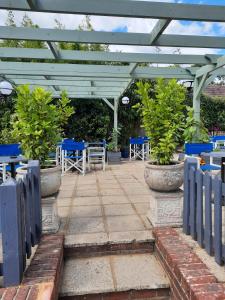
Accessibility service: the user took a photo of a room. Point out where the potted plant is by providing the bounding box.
[107,128,121,164]
[13,85,74,197]
[135,79,186,192]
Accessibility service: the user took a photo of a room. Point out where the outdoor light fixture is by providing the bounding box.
[182,80,193,91]
[122,96,130,105]
[0,81,13,96]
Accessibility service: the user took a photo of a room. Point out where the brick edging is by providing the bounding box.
[153,227,225,300]
[0,234,64,300]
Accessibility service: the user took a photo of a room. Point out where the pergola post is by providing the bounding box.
[114,98,119,151]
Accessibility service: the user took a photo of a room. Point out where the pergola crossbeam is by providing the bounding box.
[102,98,114,111]
[149,19,171,44]
[1,26,225,49]
[1,0,225,23]
[0,48,221,65]
[47,42,61,59]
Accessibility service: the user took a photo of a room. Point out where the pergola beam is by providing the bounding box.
[0,48,221,65]
[53,94,115,99]
[0,62,196,79]
[102,98,114,111]
[47,42,61,59]
[1,0,225,22]
[11,79,126,92]
[1,26,225,49]
[149,19,171,44]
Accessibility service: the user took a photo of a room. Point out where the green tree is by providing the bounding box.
[135,79,186,164]
[12,85,74,165]
[64,99,111,141]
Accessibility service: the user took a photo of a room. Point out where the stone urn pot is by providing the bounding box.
[17,165,62,198]
[144,161,184,192]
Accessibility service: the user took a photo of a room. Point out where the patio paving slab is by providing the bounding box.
[58,161,153,245]
[71,205,102,218]
[68,217,106,234]
[106,215,145,232]
[72,196,101,206]
[60,253,169,297]
[112,253,169,291]
[104,204,136,216]
[57,189,74,198]
[75,189,99,197]
[100,189,124,196]
[61,256,114,296]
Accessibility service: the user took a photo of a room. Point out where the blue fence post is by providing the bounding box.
[213,176,223,265]
[204,173,213,256]
[0,179,24,287]
[23,174,32,258]
[28,160,42,242]
[183,157,198,235]
[196,169,204,247]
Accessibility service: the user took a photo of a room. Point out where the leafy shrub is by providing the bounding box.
[135,79,186,165]
[12,85,74,166]
[183,106,209,143]
[107,128,121,152]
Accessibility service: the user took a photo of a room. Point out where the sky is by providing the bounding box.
[0,0,225,56]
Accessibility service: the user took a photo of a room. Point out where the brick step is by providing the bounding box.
[64,230,155,258]
[59,253,170,300]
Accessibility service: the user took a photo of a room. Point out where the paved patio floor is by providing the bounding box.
[57,161,153,245]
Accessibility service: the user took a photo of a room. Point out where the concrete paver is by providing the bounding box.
[61,256,114,296]
[112,254,170,291]
[60,253,169,297]
[58,161,153,246]
[68,217,105,234]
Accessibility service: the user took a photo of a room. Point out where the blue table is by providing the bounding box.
[0,155,27,178]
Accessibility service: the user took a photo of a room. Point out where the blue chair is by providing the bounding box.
[129,136,150,161]
[61,141,87,175]
[0,144,22,156]
[184,143,220,171]
[211,136,225,150]
[0,144,23,181]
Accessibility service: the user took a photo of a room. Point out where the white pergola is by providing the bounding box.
[1,0,225,140]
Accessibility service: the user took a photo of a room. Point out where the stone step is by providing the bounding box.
[64,230,155,258]
[59,253,170,300]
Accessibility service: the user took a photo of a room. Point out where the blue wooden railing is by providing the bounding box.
[183,157,224,265]
[0,160,42,287]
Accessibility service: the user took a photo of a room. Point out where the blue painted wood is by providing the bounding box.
[28,171,36,246]
[0,179,24,287]
[28,161,42,240]
[190,166,197,240]
[18,180,26,272]
[213,176,223,265]
[183,158,198,235]
[196,169,204,247]
[204,173,213,256]
[0,160,42,287]
[23,175,32,259]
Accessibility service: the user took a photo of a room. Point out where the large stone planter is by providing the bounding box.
[147,189,183,227]
[17,165,62,198]
[144,161,184,192]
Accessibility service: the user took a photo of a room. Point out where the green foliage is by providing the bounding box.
[183,106,209,143]
[107,128,121,152]
[201,94,225,132]
[135,79,186,165]
[12,85,74,166]
[64,99,111,141]
[0,96,17,144]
